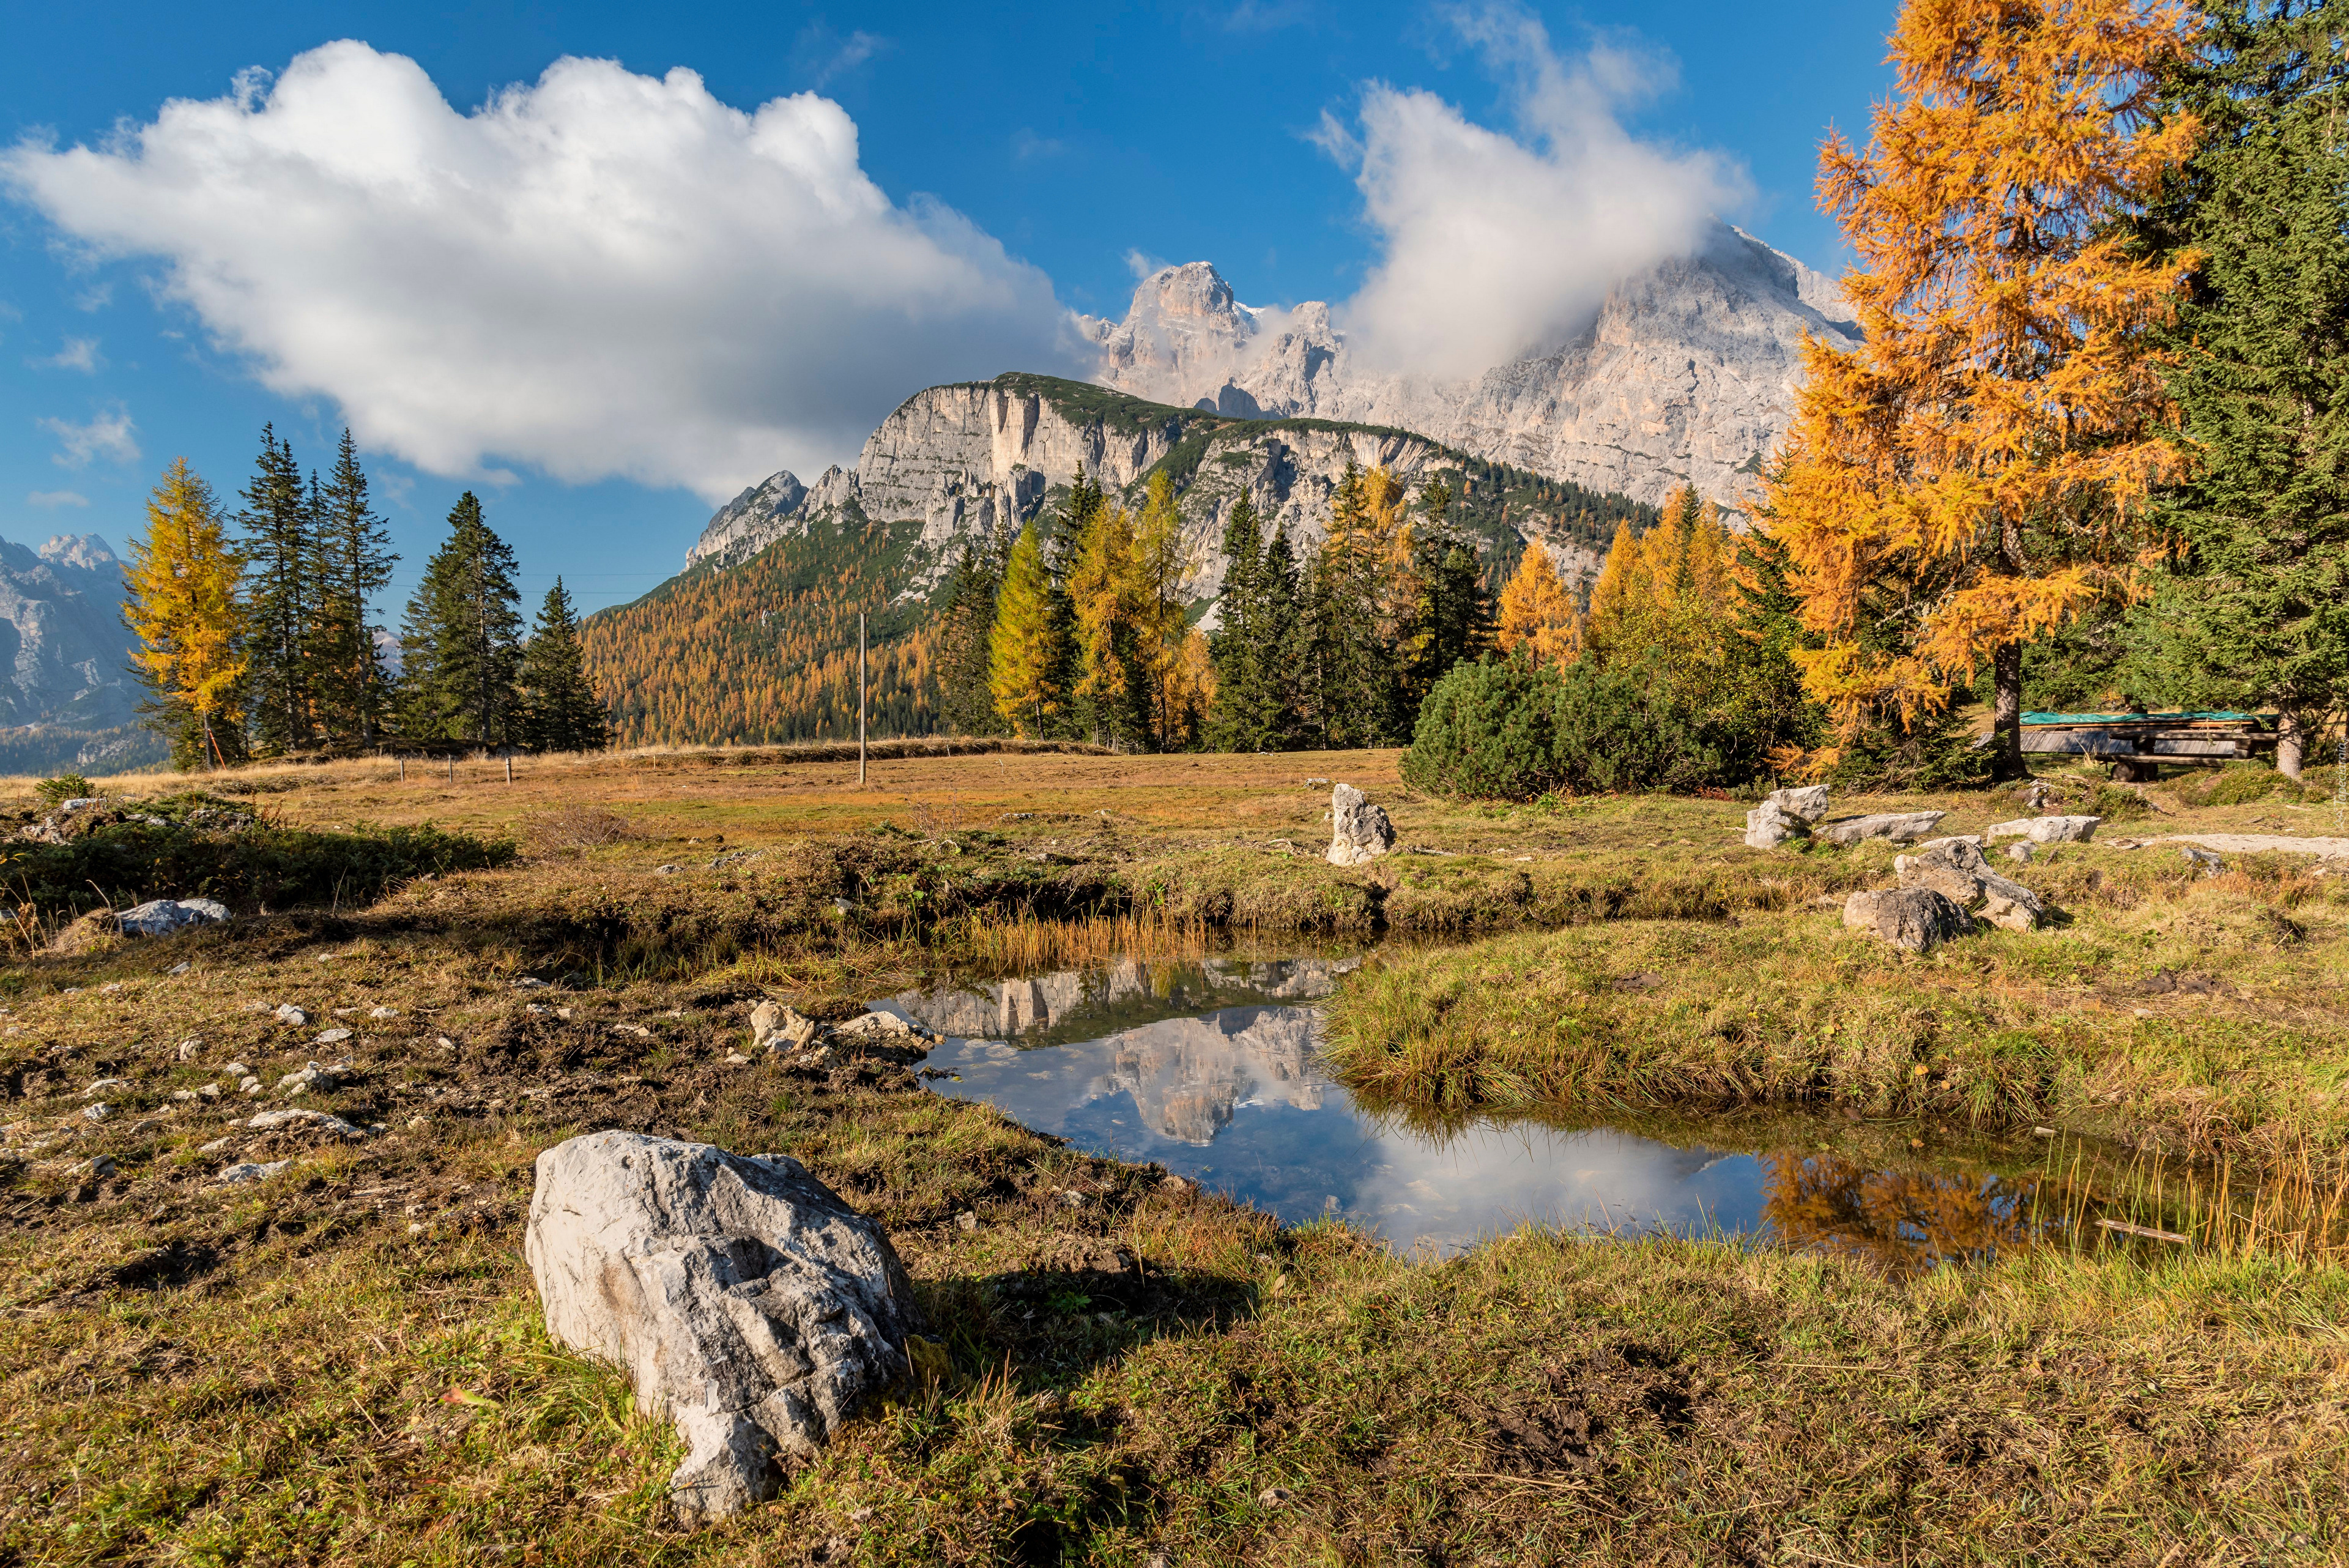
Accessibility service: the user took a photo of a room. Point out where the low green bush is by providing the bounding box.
[0,811,517,916]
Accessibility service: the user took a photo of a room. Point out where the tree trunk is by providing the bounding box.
[2279,710,2305,780]
[1992,639,2025,781]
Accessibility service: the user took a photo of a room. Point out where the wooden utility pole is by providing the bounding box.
[858,611,868,786]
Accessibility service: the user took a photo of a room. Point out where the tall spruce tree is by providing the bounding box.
[239,425,313,754]
[1207,493,1266,749]
[1252,521,1303,745]
[1401,481,1495,707]
[2144,0,2349,775]
[938,536,1008,735]
[518,578,610,752]
[311,430,398,745]
[399,492,524,745]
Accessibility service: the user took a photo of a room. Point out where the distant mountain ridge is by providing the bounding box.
[1078,220,1859,515]
[0,533,166,775]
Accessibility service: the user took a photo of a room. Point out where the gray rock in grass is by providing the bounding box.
[1986,814,2101,844]
[1842,887,1973,954]
[1895,839,2049,931]
[525,1131,917,1525]
[1818,811,1947,847]
[1326,783,1395,867]
[113,897,230,938]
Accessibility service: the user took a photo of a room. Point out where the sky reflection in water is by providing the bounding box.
[882,956,2058,1260]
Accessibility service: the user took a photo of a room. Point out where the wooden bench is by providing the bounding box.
[2020,711,2277,782]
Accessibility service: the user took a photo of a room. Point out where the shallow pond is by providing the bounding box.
[879,954,2217,1266]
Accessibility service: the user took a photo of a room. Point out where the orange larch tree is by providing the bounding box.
[1496,538,1582,667]
[1765,0,2200,776]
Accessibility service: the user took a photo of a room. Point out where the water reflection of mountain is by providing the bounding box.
[889,956,1362,1049]
[1090,1007,1323,1145]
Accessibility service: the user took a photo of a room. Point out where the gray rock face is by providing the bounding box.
[1327,784,1395,867]
[525,1131,916,1524]
[1770,786,1833,823]
[1842,888,1973,954]
[1986,815,2102,844]
[1895,840,2048,931]
[1083,222,1860,518]
[113,897,230,938]
[1819,811,1948,848]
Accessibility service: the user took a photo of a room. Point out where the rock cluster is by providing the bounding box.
[525,1131,918,1523]
[1327,783,1395,867]
[749,1004,937,1072]
[1894,840,2048,931]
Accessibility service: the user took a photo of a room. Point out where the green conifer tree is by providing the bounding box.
[938,536,1009,735]
[1206,494,1266,749]
[310,431,398,745]
[399,492,524,746]
[239,425,313,754]
[518,578,610,752]
[1252,521,1304,746]
[2144,0,2349,775]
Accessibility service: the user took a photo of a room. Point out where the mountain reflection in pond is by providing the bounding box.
[881,957,2116,1263]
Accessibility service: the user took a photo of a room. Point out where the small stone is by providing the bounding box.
[314,1028,354,1045]
[955,1211,979,1232]
[217,1159,291,1184]
[2181,844,2225,877]
[513,977,547,990]
[527,1003,550,1016]
[2006,842,2035,864]
[2033,1126,2057,1138]
[407,1115,428,1130]
[198,1082,221,1099]
[170,1089,198,1103]
[100,982,121,994]
[176,1038,202,1061]
[555,1007,573,1021]
[1061,1189,1088,1208]
[168,962,191,976]
[82,1077,129,1096]
[113,898,231,938]
[199,1136,236,1155]
[724,1051,752,1065]
[81,1102,111,1122]
[369,1005,399,1019]
[1257,1487,1296,1508]
[436,1037,456,1052]
[610,1023,653,1039]
[220,1061,250,1079]
[247,1106,365,1137]
[656,864,683,875]
[273,1005,309,1027]
[80,1154,117,1179]
[241,1080,263,1096]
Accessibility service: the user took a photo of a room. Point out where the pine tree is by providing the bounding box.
[1402,481,1494,704]
[518,578,610,752]
[2144,0,2349,776]
[938,537,1008,735]
[1496,539,1581,667]
[989,519,1070,735]
[1206,493,1264,749]
[399,492,524,745]
[124,457,248,770]
[311,430,398,745]
[239,425,313,754]
[1765,0,2198,776]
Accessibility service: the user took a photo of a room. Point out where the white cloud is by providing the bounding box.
[37,403,139,468]
[1319,2,1746,378]
[1,43,1080,502]
[798,26,886,88]
[27,489,89,507]
[37,336,99,371]
[1124,248,1167,280]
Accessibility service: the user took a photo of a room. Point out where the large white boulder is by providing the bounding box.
[1327,783,1395,867]
[525,1132,917,1523]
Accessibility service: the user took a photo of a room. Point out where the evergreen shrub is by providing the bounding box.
[1398,656,1560,798]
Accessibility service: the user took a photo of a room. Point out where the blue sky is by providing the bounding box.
[0,0,1900,618]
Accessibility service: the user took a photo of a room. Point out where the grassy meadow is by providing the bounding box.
[4,741,2347,1564]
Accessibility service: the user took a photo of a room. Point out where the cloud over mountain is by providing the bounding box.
[1318,3,1748,378]
[2,43,1080,502]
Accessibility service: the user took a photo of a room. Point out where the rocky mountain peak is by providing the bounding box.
[38,533,118,571]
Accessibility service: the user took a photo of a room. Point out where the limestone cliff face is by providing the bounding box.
[681,375,1621,603]
[1084,221,1858,516]
[0,534,138,728]
[689,378,1475,598]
